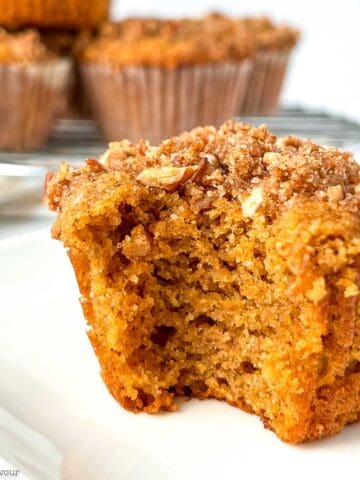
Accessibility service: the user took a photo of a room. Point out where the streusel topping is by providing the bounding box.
[0,29,57,63]
[47,120,360,221]
[79,16,256,67]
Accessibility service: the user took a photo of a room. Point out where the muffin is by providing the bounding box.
[0,29,71,151]
[45,119,360,443]
[39,29,93,118]
[241,17,299,115]
[0,0,110,29]
[78,16,255,143]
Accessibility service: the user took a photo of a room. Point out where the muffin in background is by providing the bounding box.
[78,16,255,143]
[241,17,299,115]
[0,29,71,151]
[0,0,111,29]
[39,29,93,118]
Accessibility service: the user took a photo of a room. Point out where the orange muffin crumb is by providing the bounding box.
[45,121,360,443]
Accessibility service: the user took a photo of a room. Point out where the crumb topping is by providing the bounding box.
[46,120,360,220]
[0,29,57,63]
[79,15,298,67]
[240,16,299,50]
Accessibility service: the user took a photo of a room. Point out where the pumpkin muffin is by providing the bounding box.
[0,28,71,151]
[240,17,299,115]
[0,0,110,29]
[45,120,360,443]
[78,16,255,143]
[39,29,93,118]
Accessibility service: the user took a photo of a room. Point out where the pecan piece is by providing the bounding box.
[86,158,107,173]
[327,184,344,202]
[136,165,198,192]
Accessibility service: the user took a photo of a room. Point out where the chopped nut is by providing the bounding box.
[263,152,282,166]
[202,169,224,186]
[136,165,198,191]
[58,162,71,181]
[327,185,344,202]
[305,277,327,303]
[192,158,210,184]
[344,283,359,298]
[242,187,263,218]
[99,148,111,166]
[86,158,107,173]
[336,276,360,297]
[201,153,220,168]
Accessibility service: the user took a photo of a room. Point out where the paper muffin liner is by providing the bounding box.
[56,62,93,119]
[0,59,71,151]
[240,51,291,116]
[81,61,253,144]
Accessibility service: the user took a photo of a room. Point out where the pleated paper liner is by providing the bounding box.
[0,60,71,151]
[57,63,93,120]
[81,60,253,144]
[240,51,291,116]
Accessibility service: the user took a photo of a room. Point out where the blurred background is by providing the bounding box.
[113,0,360,122]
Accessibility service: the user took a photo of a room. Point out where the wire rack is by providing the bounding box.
[1,108,359,168]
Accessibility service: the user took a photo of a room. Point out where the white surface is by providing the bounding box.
[1,230,360,480]
[111,0,360,123]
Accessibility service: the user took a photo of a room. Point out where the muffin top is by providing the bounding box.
[46,120,360,224]
[241,16,299,50]
[78,14,299,68]
[79,16,256,67]
[206,14,299,51]
[0,29,57,63]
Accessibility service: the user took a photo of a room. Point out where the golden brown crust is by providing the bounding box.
[79,15,298,68]
[79,16,256,67]
[0,0,110,29]
[307,373,360,441]
[240,16,299,50]
[89,331,177,413]
[45,120,360,443]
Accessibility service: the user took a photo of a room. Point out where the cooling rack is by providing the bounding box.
[1,108,359,168]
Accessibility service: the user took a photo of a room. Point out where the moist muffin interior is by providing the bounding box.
[45,120,360,443]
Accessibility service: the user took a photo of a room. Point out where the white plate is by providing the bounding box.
[1,231,360,480]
